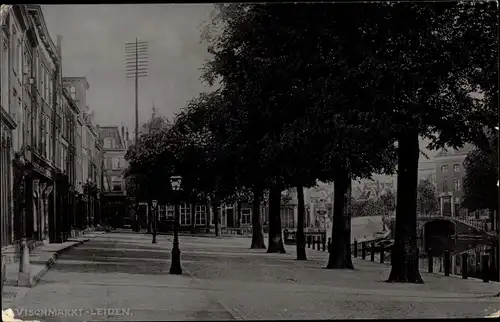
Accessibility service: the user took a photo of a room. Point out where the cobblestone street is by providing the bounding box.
[6,232,500,320]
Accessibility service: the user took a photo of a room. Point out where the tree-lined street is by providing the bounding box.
[7,232,500,320]
[2,2,499,321]
[125,2,498,283]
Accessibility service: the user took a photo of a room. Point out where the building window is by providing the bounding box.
[453,164,460,173]
[45,69,49,102]
[281,207,295,229]
[442,179,448,192]
[16,33,21,76]
[111,176,122,191]
[23,50,32,95]
[39,112,45,155]
[441,165,448,173]
[37,61,42,94]
[453,179,461,192]
[166,205,174,218]
[159,205,166,221]
[195,205,207,225]
[46,116,51,160]
[104,138,114,149]
[34,52,39,86]
[11,26,18,75]
[70,86,76,100]
[59,143,63,169]
[180,203,191,226]
[24,104,31,147]
[112,158,120,169]
[1,35,8,112]
[241,208,251,225]
[48,76,53,106]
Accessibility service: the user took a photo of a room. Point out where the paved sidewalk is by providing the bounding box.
[2,232,106,308]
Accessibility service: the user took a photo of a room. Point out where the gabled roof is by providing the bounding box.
[63,77,90,90]
[435,144,475,158]
[98,126,125,150]
[26,5,61,64]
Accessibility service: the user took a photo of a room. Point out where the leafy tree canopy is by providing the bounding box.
[201,3,399,193]
[463,129,498,212]
[417,179,439,215]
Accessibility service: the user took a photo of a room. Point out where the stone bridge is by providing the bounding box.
[418,216,496,239]
[387,214,498,243]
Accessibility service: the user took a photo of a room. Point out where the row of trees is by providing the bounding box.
[125,2,497,283]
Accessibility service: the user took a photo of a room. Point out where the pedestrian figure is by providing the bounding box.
[327,237,333,253]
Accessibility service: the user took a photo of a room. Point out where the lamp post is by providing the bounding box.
[152,199,158,244]
[169,175,183,275]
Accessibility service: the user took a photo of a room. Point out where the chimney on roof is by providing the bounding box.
[126,128,129,142]
[121,126,125,141]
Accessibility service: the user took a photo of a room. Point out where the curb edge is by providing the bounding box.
[30,235,102,287]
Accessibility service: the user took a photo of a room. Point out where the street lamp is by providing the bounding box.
[152,199,158,244]
[169,175,183,275]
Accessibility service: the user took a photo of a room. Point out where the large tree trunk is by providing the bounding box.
[267,185,286,253]
[326,170,354,269]
[387,130,424,283]
[212,202,220,237]
[296,185,307,260]
[250,187,266,249]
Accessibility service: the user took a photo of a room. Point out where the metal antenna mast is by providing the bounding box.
[126,38,148,232]
[125,38,149,152]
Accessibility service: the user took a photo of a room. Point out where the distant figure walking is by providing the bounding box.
[327,237,333,253]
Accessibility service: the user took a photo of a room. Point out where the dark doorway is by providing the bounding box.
[226,208,235,228]
[442,197,452,217]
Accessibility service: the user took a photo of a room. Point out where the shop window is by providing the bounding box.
[241,208,251,225]
[195,205,207,225]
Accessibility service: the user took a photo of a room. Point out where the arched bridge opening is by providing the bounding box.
[423,219,456,257]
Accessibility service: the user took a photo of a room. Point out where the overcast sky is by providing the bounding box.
[43,4,214,132]
[42,4,436,162]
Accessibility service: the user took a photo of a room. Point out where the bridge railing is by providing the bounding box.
[351,239,499,282]
[454,217,493,232]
